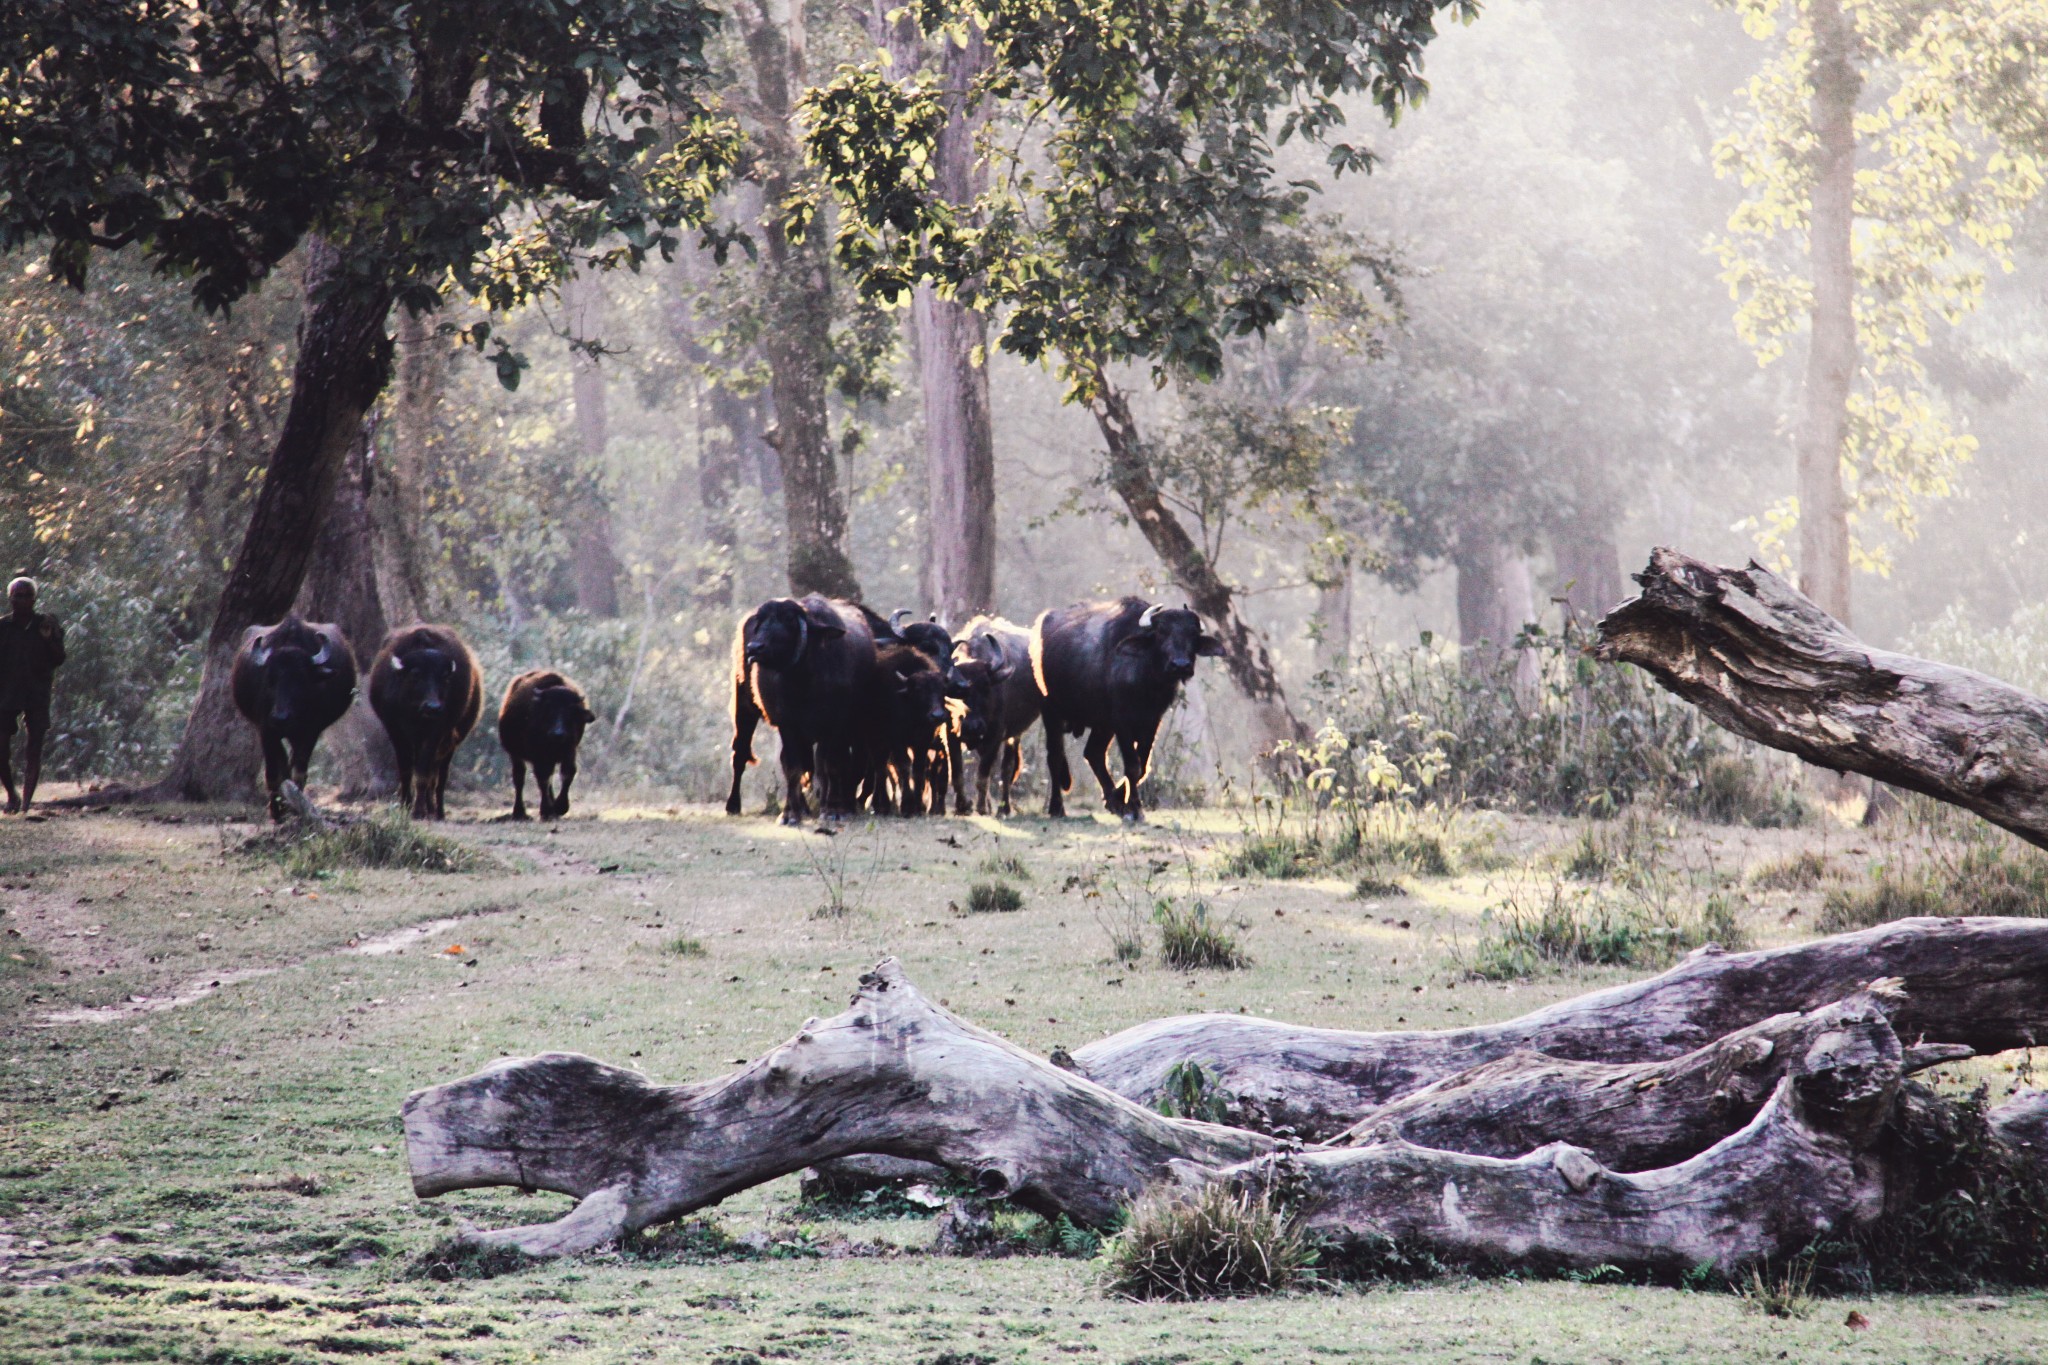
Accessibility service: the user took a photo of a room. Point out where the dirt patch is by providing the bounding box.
[37,969,278,1026]
[2,889,147,975]
[350,918,469,957]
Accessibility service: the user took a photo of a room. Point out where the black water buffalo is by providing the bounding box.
[950,615,1040,816]
[230,615,357,821]
[369,624,482,820]
[873,642,953,816]
[725,595,879,824]
[1030,598,1222,821]
[497,670,596,821]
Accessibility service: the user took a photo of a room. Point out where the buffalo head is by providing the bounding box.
[1118,603,1224,682]
[387,645,466,720]
[534,684,599,746]
[241,619,347,730]
[743,598,844,671]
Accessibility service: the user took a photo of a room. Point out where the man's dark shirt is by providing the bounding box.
[0,612,65,724]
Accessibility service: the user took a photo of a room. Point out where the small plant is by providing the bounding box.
[965,880,1025,913]
[665,935,707,957]
[1224,832,1320,880]
[1750,850,1831,892]
[279,809,486,877]
[1734,1255,1815,1318]
[1098,1183,1315,1300]
[1155,899,1250,970]
[1155,1059,1235,1124]
[1686,756,1811,828]
[1351,872,1405,899]
[803,820,883,920]
[1467,881,1649,980]
[977,852,1031,880]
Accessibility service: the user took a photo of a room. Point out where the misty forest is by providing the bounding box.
[4,1,2048,1362]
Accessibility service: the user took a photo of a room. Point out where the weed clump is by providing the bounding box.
[276,809,486,878]
[665,935,707,957]
[1819,841,2048,932]
[965,880,1025,913]
[1155,899,1249,970]
[1750,850,1832,891]
[1098,1183,1314,1300]
[977,853,1031,880]
[1467,879,1750,980]
[1734,1255,1815,1317]
[406,1238,538,1281]
[1685,756,1811,828]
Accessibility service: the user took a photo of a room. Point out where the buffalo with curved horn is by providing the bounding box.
[231,615,358,821]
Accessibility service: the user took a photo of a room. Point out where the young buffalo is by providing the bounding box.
[369,624,482,820]
[231,615,356,821]
[497,670,596,821]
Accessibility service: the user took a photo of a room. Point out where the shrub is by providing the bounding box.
[1818,840,2048,932]
[1685,756,1811,828]
[1098,1183,1314,1300]
[1155,899,1249,970]
[665,935,707,957]
[1223,833,1319,880]
[965,880,1025,913]
[278,810,487,877]
[1467,877,1750,980]
[1351,872,1405,899]
[1734,1256,1814,1318]
[1154,1060,1235,1124]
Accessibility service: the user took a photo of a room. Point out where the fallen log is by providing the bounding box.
[405,959,1907,1272]
[1074,917,2048,1137]
[1593,547,2048,849]
[1333,986,1929,1170]
[403,958,1274,1255]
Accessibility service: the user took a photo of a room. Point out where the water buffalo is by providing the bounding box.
[726,595,879,824]
[1030,598,1222,821]
[497,670,596,821]
[230,616,356,821]
[873,642,953,816]
[369,624,482,820]
[949,615,1039,816]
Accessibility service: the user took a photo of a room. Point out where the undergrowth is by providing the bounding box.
[1155,899,1249,970]
[1098,1183,1315,1300]
[1820,839,2048,931]
[1465,875,1749,980]
[265,809,488,877]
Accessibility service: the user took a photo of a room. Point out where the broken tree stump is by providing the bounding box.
[1074,917,2048,1137]
[405,958,1913,1272]
[1593,547,2048,849]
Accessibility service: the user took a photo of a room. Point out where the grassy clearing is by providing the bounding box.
[0,795,2043,1364]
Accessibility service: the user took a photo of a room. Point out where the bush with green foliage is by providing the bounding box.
[1098,1183,1315,1300]
[1155,899,1250,970]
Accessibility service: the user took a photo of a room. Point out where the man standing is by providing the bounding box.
[0,577,65,813]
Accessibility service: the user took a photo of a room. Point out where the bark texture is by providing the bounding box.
[380,309,442,627]
[564,272,622,617]
[1074,916,2048,1137]
[1794,0,1861,624]
[154,241,396,802]
[1089,377,1306,748]
[735,0,861,602]
[406,957,1912,1273]
[1594,548,2048,850]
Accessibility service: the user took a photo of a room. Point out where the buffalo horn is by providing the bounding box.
[310,635,333,667]
[1137,604,1161,631]
[890,608,913,632]
[250,638,272,668]
[793,615,809,665]
[389,653,405,672]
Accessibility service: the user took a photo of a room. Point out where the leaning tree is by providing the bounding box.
[0,0,737,801]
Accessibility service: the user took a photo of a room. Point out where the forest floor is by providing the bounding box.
[0,785,2041,1365]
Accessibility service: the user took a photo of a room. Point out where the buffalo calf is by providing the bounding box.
[497,670,596,821]
[1030,599,1222,821]
[950,615,1040,817]
[231,615,357,821]
[369,624,482,820]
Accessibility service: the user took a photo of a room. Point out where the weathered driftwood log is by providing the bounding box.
[1992,1089,2048,1161]
[1593,547,2048,849]
[406,959,1908,1272]
[404,958,1275,1256]
[1074,917,2048,1137]
[1333,987,1937,1171]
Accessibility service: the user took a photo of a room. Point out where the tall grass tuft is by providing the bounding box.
[1466,876,1750,981]
[1820,840,2048,932]
[1155,899,1249,970]
[1098,1183,1314,1300]
[279,809,486,877]
[965,880,1026,913]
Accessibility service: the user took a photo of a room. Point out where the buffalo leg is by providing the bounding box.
[1115,727,1158,823]
[973,742,996,816]
[928,745,949,816]
[288,737,315,804]
[556,761,576,818]
[1041,713,1071,817]
[1081,728,1123,816]
[1000,739,1023,816]
[778,737,811,826]
[726,677,761,816]
[536,762,560,819]
[434,753,453,820]
[950,735,972,815]
[509,757,531,821]
[260,732,291,822]
[19,719,45,813]
[395,752,416,817]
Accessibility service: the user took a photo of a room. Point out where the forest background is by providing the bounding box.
[5,0,2046,808]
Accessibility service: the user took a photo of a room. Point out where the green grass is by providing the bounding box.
[1819,840,2048,932]
[273,808,489,878]
[1154,899,1249,970]
[1,799,2043,1365]
[964,880,1025,913]
[1097,1183,1314,1300]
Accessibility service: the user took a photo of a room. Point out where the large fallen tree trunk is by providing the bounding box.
[1593,547,2048,850]
[1074,917,2048,1137]
[406,958,1914,1272]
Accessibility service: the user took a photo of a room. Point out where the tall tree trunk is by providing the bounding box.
[152,241,396,802]
[737,0,861,602]
[295,417,397,799]
[1088,374,1306,748]
[564,272,622,617]
[1454,517,1539,693]
[1552,503,1626,626]
[1795,0,1860,625]
[1312,565,1352,672]
[914,30,997,625]
[377,308,441,627]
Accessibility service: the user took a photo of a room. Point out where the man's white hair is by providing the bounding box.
[6,577,32,598]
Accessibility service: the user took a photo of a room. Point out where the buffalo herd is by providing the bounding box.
[230,594,1222,825]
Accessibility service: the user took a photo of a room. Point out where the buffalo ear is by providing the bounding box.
[805,605,848,637]
[1114,633,1153,655]
[579,707,598,724]
[1195,633,1225,657]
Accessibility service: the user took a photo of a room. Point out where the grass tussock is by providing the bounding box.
[1098,1183,1315,1300]
[275,809,488,878]
[230,1172,323,1196]
[665,934,707,957]
[1685,756,1810,828]
[1226,827,1452,883]
[1750,849,1832,892]
[406,1238,538,1282]
[1734,1256,1815,1318]
[1155,899,1249,970]
[965,880,1025,913]
[1819,841,2048,932]
[1467,879,1748,981]
[977,853,1031,880]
